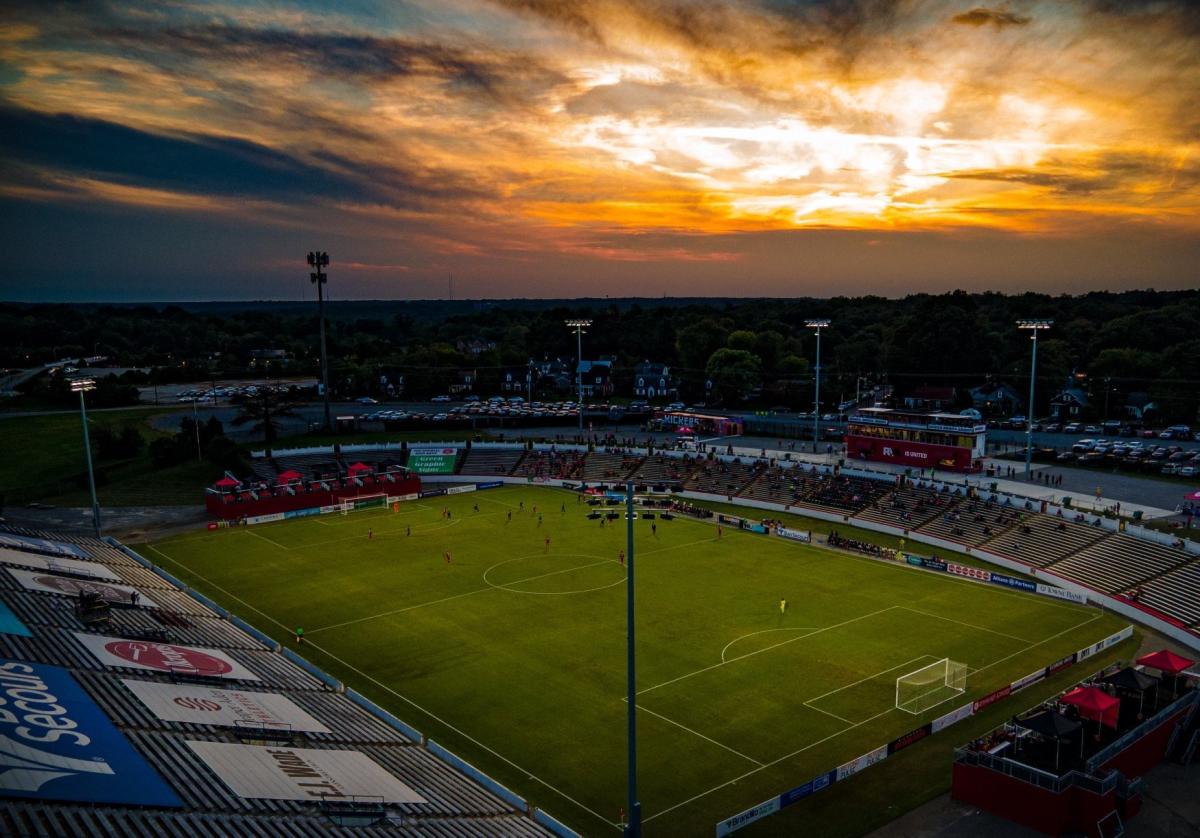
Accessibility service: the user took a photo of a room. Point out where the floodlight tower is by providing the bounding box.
[806,319,831,449]
[71,378,102,537]
[565,319,592,431]
[308,251,332,432]
[624,480,641,838]
[1017,319,1053,479]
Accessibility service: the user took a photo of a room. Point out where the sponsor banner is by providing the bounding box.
[835,744,888,781]
[906,556,924,567]
[972,684,1012,713]
[779,770,834,808]
[947,562,991,582]
[0,658,181,806]
[0,546,120,581]
[446,485,477,495]
[73,633,261,681]
[715,796,781,837]
[8,568,159,609]
[1011,668,1047,693]
[420,488,447,498]
[283,507,320,519]
[931,702,974,734]
[0,532,88,559]
[186,741,426,802]
[390,493,420,503]
[0,602,31,637]
[407,447,458,475]
[990,573,1037,593]
[1047,653,1076,676]
[1076,627,1131,663]
[922,557,948,572]
[320,505,341,514]
[888,723,933,755]
[1036,583,1088,605]
[121,680,330,733]
[246,512,285,526]
[776,527,812,543]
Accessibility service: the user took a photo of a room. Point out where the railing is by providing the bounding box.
[954,748,1119,795]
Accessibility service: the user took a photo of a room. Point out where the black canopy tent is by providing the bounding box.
[1102,667,1158,717]
[1015,709,1083,771]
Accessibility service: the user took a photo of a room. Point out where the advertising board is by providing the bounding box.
[73,633,261,681]
[121,680,330,732]
[8,568,158,609]
[407,447,459,475]
[0,546,120,581]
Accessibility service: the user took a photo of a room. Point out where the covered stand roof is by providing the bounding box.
[1061,686,1121,728]
[1137,649,1195,675]
[214,476,239,488]
[1015,709,1081,740]
[347,462,372,474]
[275,469,302,483]
[1102,667,1157,693]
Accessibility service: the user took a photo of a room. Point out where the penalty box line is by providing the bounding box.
[137,546,623,833]
[622,700,764,767]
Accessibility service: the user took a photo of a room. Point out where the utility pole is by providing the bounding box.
[307,251,332,431]
[566,320,592,432]
[806,319,830,450]
[624,480,641,837]
[71,379,102,537]
[1017,319,1053,479]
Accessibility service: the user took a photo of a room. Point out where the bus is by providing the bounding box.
[845,408,986,472]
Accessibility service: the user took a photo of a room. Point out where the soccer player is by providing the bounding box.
[561,503,565,513]
[507,510,512,523]
[473,503,479,513]
[718,525,723,539]
[519,501,524,511]
[444,551,452,563]
[368,528,373,540]
[538,514,543,526]
[651,522,657,537]
[295,627,304,645]
[618,550,625,567]
[544,535,551,550]
[779,599,787,614]
[406,525,411,537]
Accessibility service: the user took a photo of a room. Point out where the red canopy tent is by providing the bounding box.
[276,469,303,484]
[676,426,695,435]
[214,476,239,488]
[1137,649,1195,675]
[347,462,372,475]
[1061,686,1120,728]
[1184,490,1200,502]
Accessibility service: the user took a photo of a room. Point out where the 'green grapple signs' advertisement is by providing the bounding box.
[408,447,458,474]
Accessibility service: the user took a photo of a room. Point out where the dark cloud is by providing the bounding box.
[951,7,1031,28]
[945,153,1200,195]
[0,104,489,207]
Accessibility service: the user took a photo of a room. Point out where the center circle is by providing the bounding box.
[482,552,627,595]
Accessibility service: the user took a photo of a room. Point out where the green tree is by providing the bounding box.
[706,348,761,404]
[231,390,299,444]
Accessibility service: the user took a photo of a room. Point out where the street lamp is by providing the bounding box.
[806,319,831,450]
[307,251,332,432]
[565,320,592,432]
[623,480,641,838]
[1017,319,1053,479]
[70,378,102,537]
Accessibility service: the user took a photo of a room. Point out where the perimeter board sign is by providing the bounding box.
[0,658,181,806]
[407,447,458,474]
[122,680,330,733]
[8,568,159,609]
[0,546,120,581]
[0,603,31,638]
[187,741,426,802]
[0,532,88,559]
[73,633,260,681]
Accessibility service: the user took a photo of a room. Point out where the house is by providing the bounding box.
[500,367,531,394]
[969,382,1024,417]
[902,386,956,411]
[1050,385,1090,420]
[533,358,574,393]
[1124,392,1157,422]
[449,369,476,394]
[577,359,614,397]
[633,362,676,400]
[456,338,496,356]
[378,372,405,397]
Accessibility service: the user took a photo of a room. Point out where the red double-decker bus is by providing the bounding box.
[845,408,986,472]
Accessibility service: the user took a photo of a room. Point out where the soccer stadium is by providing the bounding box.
[4,433,1196,837]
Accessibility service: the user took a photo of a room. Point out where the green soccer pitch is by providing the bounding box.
[144,486,1133,837]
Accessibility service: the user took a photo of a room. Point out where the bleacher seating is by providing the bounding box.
[509,449,584,480]
[457,447,525,476]
[916,496,1022,546]
[626,453,699,485]
[1136,561,1200,627]
[683,457,764,497]
[856,483,957,530]
[0,525,551,836]
[983,515,1110,568]
[578,451,635,481]
[1046,533,1193,595]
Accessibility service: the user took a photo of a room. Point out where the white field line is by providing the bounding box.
[645,608,1113,824]
[631,703,764,766]
[311,557,617,634]
[896,605,1035,644]
[720,628,819,664]
[244,529,288,550]
[141,543,621,832]
[636,606,901,698]
[803,655,934,706]
[801,702,856,725]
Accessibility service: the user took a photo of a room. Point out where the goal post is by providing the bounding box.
[338,494,389,515]
[895,658,967,714]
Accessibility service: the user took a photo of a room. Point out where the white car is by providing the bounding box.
[431,395,451,403]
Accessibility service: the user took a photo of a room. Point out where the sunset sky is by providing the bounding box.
[1,0,1198,300]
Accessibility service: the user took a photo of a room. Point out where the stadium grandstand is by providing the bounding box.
[0,526,557,837]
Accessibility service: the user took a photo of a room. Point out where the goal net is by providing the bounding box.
[895,658,967,714]
[339,494,388,515]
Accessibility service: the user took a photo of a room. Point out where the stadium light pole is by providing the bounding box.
[806,320,831,450]
[1017,319,1053,479]
[71,378,102,537]
[624,480,641,838]
[566,320,592,432]
[308,251,332,432]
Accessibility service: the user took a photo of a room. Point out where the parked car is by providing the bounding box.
[1056,452,1077,462]
[1162,425,1192,440]
[1083,424,1102,434]
[1042,422,1061,433]
[1072,439,1096,453]
[431,395,451,403]
[1064,422,1082,433]
[356,396,379,404]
